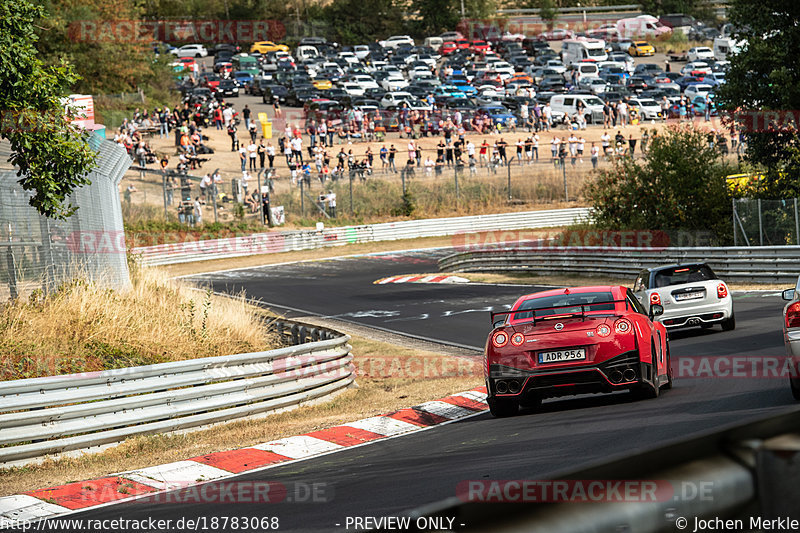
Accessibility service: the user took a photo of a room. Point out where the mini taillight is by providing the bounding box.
[614,318,633,334]
[492,331,509,347]
[717,283,728,299]
[786,302,800,329]
[510,332,525,346]
[650,292,661,306]
[596,324,611,337]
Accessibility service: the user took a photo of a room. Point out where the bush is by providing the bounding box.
[586,124,736,244]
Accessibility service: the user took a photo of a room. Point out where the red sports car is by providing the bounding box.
[485,286,672,417]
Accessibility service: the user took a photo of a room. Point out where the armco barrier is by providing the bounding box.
[0,323,352,467]
[131,208,591,266]
[438,245,800,284]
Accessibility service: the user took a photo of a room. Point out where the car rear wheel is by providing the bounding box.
[721,313,736,331]
[488,397,519,417]
[633,355,660,400]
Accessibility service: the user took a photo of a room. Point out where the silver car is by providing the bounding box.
[633,263,734,330]
[780,278,800,400]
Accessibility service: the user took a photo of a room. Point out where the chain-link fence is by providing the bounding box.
[733,198,800,246]
[0,138,132,300]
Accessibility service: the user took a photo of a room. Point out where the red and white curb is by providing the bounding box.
[374,274,470,285]
[0,387,488,527]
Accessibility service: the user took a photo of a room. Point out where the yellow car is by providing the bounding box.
[250,41,289,54]
[629,41,655,56]
[312,79,333,90]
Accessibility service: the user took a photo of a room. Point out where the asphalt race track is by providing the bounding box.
[58,249,796,532]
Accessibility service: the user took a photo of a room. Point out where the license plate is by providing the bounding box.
[675,292,704,301]
[538,348,586,364]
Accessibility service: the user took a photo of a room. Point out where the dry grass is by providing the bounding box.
[0,334,482,497]
[0,265,272,381]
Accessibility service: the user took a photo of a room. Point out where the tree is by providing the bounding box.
[0,0,97,219]
[411,0,460,36]
[586,125,733,242]
[715,0,800,198]
[321,0,405,44]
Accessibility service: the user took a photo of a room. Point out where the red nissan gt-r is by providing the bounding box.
[485,285,672,417]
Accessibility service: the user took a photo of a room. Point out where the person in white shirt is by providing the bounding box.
[200,173,212,201]
[424,157,435,174]
[600,132,611,155]
[532,133,539,161]
[543,104,552,131]
[241,170,250,198]
[577,136,585,163]
[290,136,303,164]
[247,141,257,171]
[618,100,628,127]
[550,137,559,166]
[222,106,233,128]
[590,142,599,169]
[193,197,202,226]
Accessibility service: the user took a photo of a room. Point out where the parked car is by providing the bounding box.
[171,44,208,58]
[688,46,715,62]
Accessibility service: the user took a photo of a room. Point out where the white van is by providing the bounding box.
[616,16,672,39]
[713,37,744,60]
[561,39,608,66]
[295,45,319,62]
[549,94,606,124]
[423,37,444,51]
[571,62,600,83]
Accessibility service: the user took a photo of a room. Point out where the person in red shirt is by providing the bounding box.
[479,140,489,167]
[214,107,223,130]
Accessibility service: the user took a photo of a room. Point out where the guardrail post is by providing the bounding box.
[290,324,300,345]
[298,326,308,344]
[756,435,800,520]
[311,328,320,342]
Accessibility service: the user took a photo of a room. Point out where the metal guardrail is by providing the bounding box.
[400,408,800,532]
[0,322,353,466]
[438,246,800,284]
[131,208,591,267]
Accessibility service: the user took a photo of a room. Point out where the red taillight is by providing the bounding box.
[614,318,633,334]
[650,292,661,306]
[492,331,509,348]
[717,283,728,299]
[786,302,800,329]
[510,332,525,346]
[596,324,611,337]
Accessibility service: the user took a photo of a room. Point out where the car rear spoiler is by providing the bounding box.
[490,299,629,328]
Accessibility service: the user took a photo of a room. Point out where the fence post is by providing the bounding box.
[212,188,218,223]
[758,198,763,246]
[732,199,737,246]
[507,161,512,201]
[300,178,305,217]
[795,198,799,245]
[562,157,568,202]
[6,247,17,299]
[454,165,459,203]
[162,170,168,220]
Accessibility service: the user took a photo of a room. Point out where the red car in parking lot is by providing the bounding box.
[485,286,671,417]
[441,41,458,55]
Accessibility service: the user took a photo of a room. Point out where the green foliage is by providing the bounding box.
[321,0,405,44]
[0,0,97,219]
[586,126,734,242]
[716,0,800,199]
[637,0,715,19]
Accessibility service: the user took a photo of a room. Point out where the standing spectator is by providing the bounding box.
[577,136,585,163]
[568,133,578,165]
[307,120,317,147]
[214,106,223,130]
[380,144,388,171]
[618,99,628,127]
[628,134,637,157]
[388,144,397,173]
[479,140,489,167]
[193,197,202,226]
[318,120,327,147]
[267,142,275,168]
[227,122,237,151]
[641,130,650,153]
[532,133,539,161]
[590,142,599,169]
[243,105,251,130]
[222,105,233,128]
[200,173,211,202]
[239,144,247,171]
[249,122,257,143]
[273,97,282,119]
[291,135,303,164]
[551,136,559,166]
[258,139,266,169]
[248,139,258,171]
[601,131,611,155]
[497,138,507,165]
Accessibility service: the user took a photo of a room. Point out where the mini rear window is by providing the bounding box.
[653,265,717,287]
[513,291,615,320]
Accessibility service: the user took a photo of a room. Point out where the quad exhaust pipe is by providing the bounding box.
[496,380,509,394]
[609,370,623,384]
[495,379,521,394]
[508,380,521,394]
